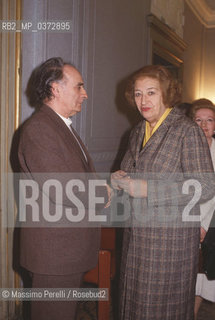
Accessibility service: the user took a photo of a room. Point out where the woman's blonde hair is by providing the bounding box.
[125,65,181,108]
[190,98,215,119]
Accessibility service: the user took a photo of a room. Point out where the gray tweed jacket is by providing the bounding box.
[119,107,215,320]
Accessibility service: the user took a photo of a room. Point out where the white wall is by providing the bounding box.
[183,2,215,103]
[183,2,204,102]
[201,28,215,103]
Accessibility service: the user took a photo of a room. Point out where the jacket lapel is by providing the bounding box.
[40,105,93,170]
[139,108,179,156]
[69,125,96,171]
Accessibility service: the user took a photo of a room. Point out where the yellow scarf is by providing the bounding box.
[142,108,172,148]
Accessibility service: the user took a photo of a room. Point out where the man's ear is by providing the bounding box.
[51,82,60,98]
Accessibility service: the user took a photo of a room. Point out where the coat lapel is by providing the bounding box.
[40,105,94,171]
[135,121,145,161]
[139,108,178,157]
[69,125,96,171]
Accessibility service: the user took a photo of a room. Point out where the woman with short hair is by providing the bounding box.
[190,98,215,319]
[111,65,214,320]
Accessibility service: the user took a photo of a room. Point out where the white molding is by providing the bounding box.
[185,0,215,28]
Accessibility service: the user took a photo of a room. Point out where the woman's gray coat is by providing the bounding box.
[119,107,214,320]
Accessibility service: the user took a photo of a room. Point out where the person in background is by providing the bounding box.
[111,65,214,320]
[177,102,192,117]
[189,98,215,319]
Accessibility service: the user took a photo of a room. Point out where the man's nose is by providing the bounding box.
[82,88,88,100]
